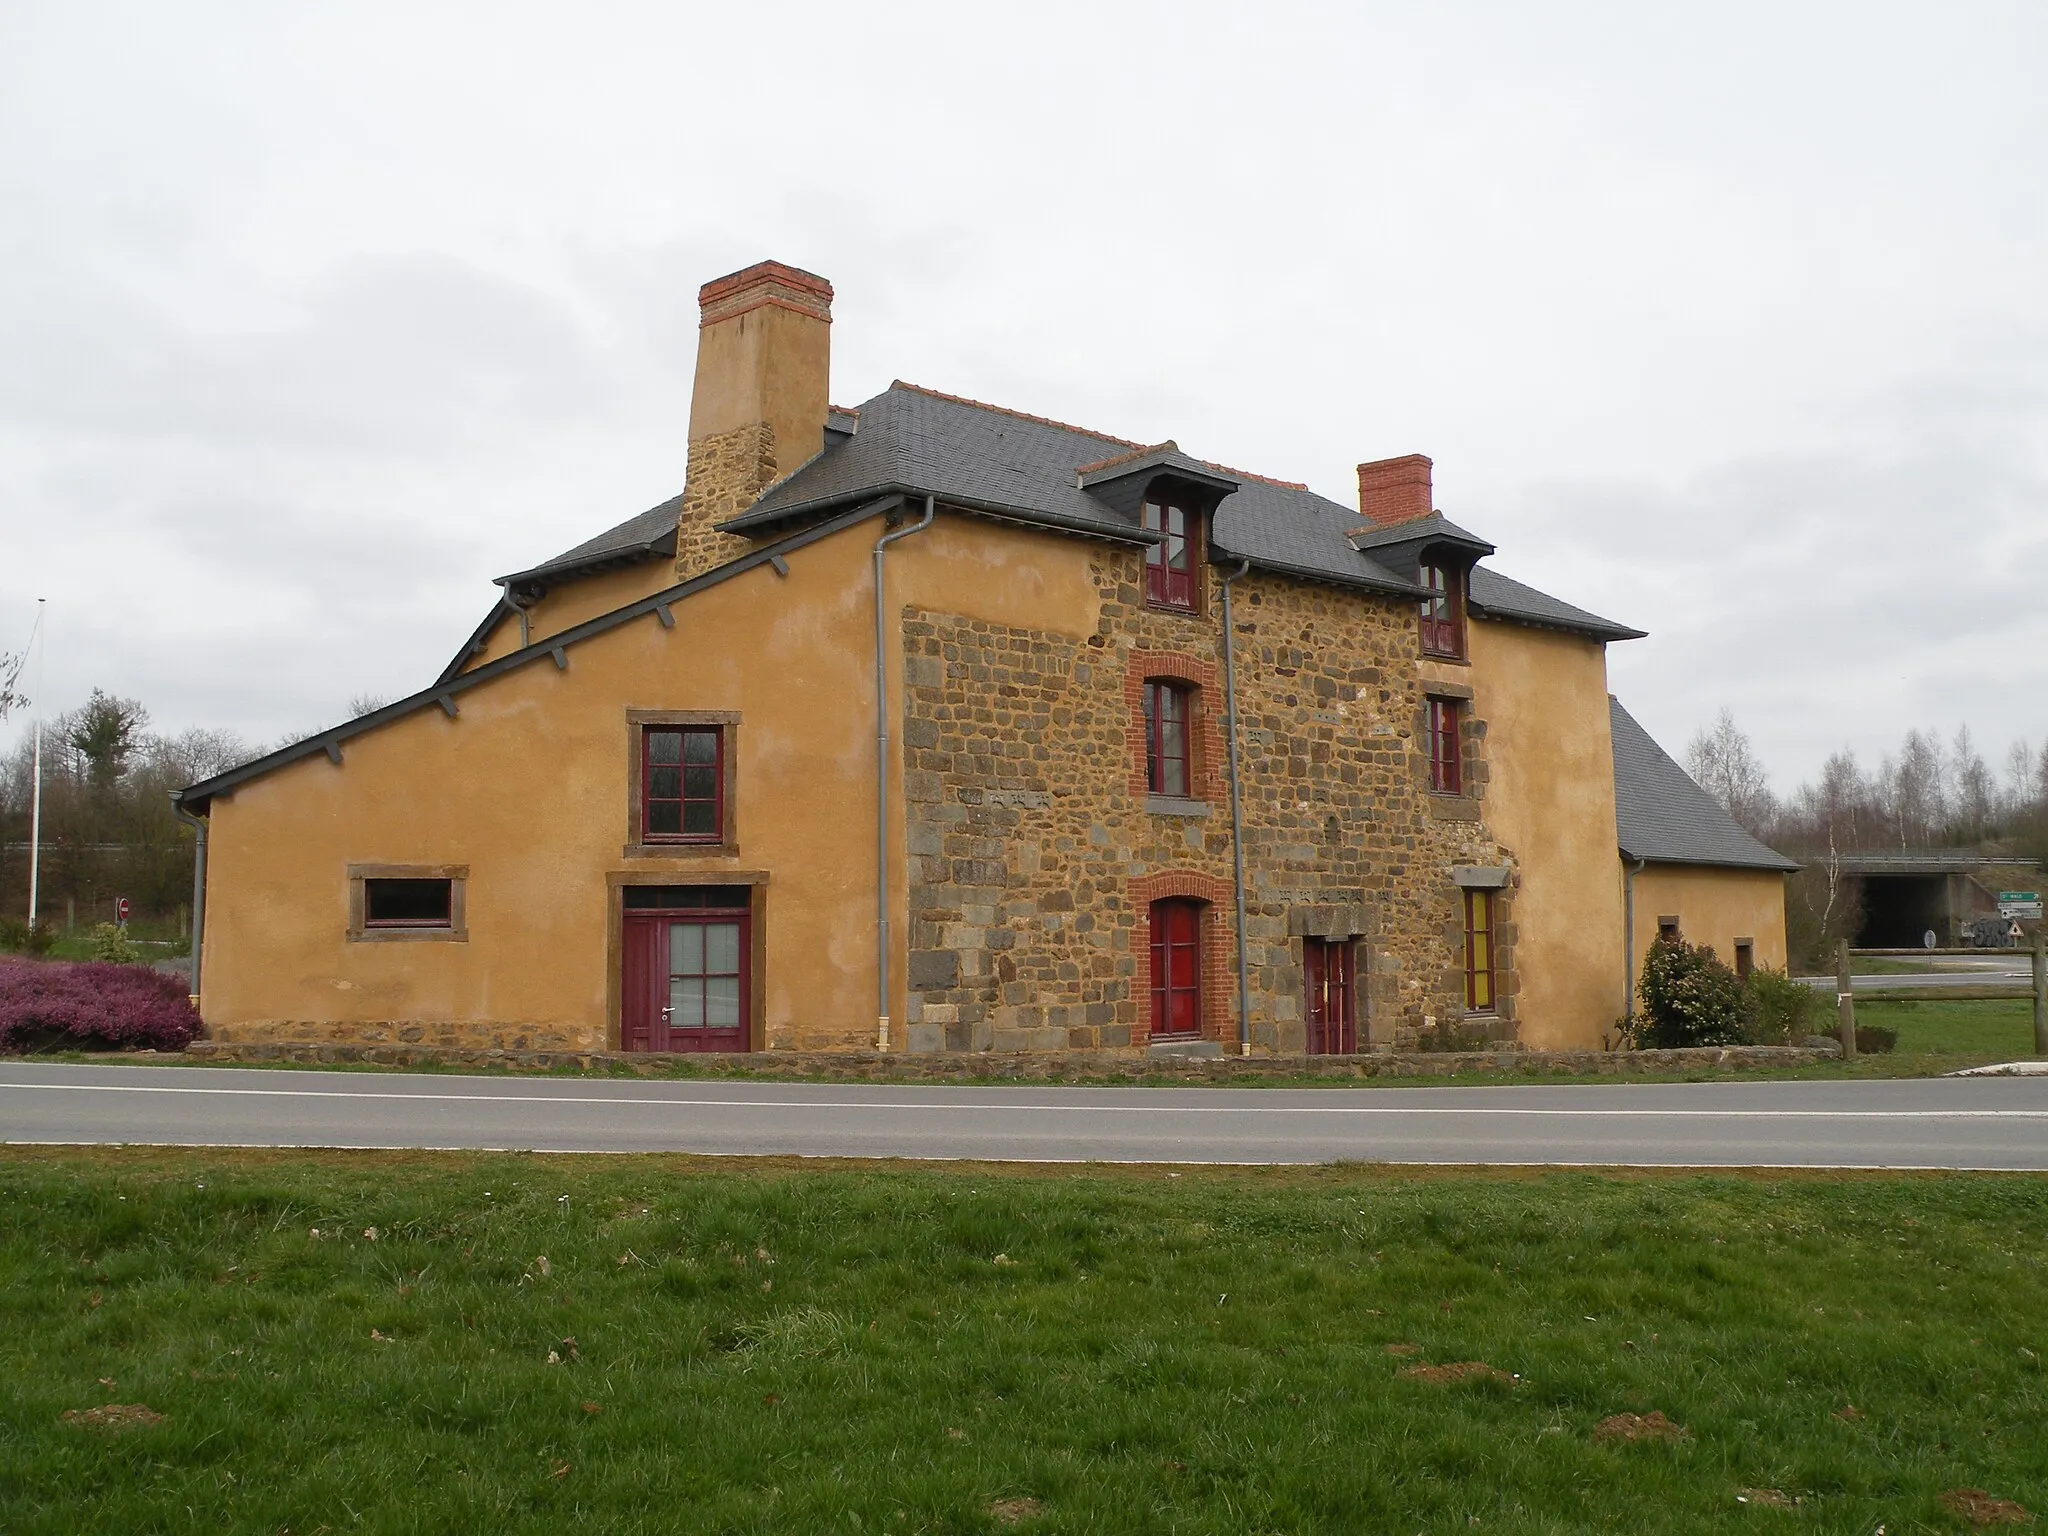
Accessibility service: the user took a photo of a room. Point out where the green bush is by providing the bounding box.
[0,918,57,957]
[1743,965,1820,1045]
[88,922,140,964]
[1634,934,1755,1048]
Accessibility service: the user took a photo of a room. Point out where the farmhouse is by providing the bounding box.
[174,261,1792,1055]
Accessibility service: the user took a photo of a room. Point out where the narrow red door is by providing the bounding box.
[1304,938,1356,1055]
[622,904,750,1053]
[1149,899,1203,1039]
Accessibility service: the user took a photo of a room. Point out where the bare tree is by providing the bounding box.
[0,647,24,721]
[1684,707,1776,834]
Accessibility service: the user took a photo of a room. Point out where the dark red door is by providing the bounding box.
[1304,938,1356,1055]
[622,909,749,1053]
[1149,899,1203,1039]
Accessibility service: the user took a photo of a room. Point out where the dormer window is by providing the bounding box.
[1419,559,1466,660]
[1143,497,1197,611]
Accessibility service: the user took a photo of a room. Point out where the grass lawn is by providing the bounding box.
[2,1150,2043,1533]
[1852,997,2042,1074]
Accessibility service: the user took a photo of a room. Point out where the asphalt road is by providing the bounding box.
[1796,961,2038,991]
[4,1062,2047,1169]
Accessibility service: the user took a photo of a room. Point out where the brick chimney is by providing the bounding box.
[676,260,833,579]
[1356,453,1434,527]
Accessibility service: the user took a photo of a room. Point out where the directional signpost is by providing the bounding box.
[1998,891,2042,920]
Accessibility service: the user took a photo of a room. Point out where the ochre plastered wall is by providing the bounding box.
[1465,619,1627,1046]
[461,563,682,674]
[1628,864,1789,986]
[201,518,894,1051]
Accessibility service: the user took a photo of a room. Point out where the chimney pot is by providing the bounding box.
[1356,453,1433,526]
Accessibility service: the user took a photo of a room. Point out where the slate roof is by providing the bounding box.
[1472,568,1645,642]
[496,491,682,593]
[1611,698,1798,871]
[501,379,1641,641]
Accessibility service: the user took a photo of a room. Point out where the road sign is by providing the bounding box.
[1998,890,2042,919]
[115,897,130,926]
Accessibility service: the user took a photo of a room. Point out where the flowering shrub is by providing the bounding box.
[0,960,200,1053]
[1631,935,1755,1048]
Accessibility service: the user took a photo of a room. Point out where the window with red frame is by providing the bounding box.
[1463,889,1496,1012]
[1419,560,1465,658]
[1426,696,1462,795]
[1143,497,1197,611]
[642,725,722,842]
[1142,680,1192,797]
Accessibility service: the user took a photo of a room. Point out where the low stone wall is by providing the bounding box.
[202,1019,599,1052]
[182,1039,1839,1080]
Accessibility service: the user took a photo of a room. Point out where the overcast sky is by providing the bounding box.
[2,0,2042,791]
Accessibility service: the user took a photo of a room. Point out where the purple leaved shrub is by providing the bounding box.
[0,960,201,1053]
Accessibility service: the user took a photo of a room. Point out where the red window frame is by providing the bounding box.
[1143,497,1197,611]
[1142,680,1193,797]
[1420,561,1466,659]
[1149,898,1204,1038]
[641,725,723,844]
[362,877,453,930]
[1464,889,1496,1012]
[1426,697,1462,795]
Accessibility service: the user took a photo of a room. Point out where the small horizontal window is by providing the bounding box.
[623,885,751,911]
[364,877,453,929]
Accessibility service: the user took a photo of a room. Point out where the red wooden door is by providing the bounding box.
[1149,899,1203,1039]
[622,910,749,1053]
[1304,938,1356,1055]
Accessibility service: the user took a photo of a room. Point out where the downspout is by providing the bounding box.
[171,795,207,1008]
[873,495,937,1051]
[1622,855,1647,1019]
[1220,558,1254,1056]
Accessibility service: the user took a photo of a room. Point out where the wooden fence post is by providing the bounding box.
[1836,939,1857,1060]
[2033,931,2046,1059]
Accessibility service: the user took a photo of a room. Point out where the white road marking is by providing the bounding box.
[1,1080,2043,1118]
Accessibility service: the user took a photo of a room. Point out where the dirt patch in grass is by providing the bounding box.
[1382,1342,1422,1357]
[1594,1410,1687,1444]
[988,1497,1042,1523]
[1399,1361,1515,1385]
[1736,1487,1797,1508]
[1939,1489,2032,1527]
[60,1403,164,1430]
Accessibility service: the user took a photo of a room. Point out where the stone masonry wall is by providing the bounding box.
[901,541,1520,1053]
[674,422,777,581]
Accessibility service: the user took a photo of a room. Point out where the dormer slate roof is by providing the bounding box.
[510,379,1641,641]
[1611,698,1798,871]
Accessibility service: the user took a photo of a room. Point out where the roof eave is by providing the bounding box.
[722,483,1162,547]
[1470,602,1646,643]
[175,496,902,815]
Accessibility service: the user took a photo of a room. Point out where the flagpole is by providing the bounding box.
[27,599,44,931]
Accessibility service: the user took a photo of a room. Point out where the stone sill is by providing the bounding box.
[1144,795,1211,818]
[181,1039,1841,1080]
[1428,794,1480,822]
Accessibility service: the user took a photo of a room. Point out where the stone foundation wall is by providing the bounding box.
[202,1018,600,1053]
[900,547,1518,1053]
[181,1039,1843,1078]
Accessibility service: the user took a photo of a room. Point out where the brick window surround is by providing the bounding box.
[1129,870,1235,1042]
[1123,651,1223,803]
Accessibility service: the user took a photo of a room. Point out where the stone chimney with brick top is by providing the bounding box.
[1356,453,1434,527]
[676,260,834,579]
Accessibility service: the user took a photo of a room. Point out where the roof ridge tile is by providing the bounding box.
[889,380,1144,449]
